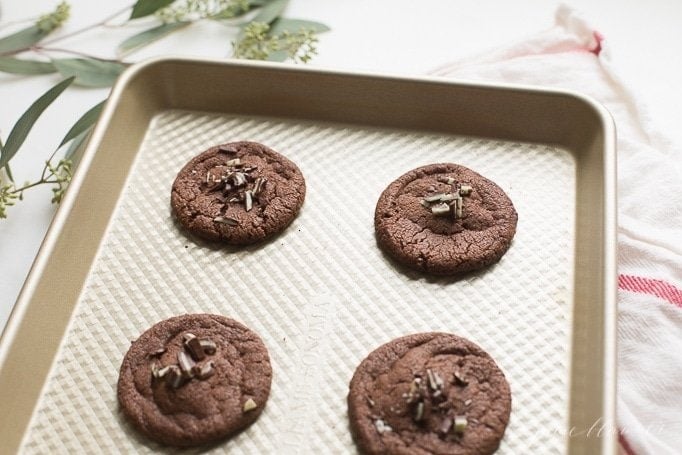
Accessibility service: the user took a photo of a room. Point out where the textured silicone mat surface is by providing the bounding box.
[21,110,575,454]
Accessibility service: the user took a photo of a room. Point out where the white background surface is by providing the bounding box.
[1,0,681,331]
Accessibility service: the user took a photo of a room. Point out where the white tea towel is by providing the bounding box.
[432,5,682,455]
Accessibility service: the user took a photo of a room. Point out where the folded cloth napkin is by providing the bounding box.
[431,5,682,455]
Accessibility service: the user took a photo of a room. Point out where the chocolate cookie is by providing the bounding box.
[375,163,517,275]
[348,333,511,455]
[117,314,272,447]
[171,141,306,245]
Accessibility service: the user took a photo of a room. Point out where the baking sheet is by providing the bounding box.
[18,109,575,453]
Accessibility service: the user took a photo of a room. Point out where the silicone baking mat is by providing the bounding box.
[20,110,574,453]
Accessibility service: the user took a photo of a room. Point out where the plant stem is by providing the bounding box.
[10,179,59,194]
[13,158,58,191]
[40,3,135,46]
[39,159,52,181]
[33,45,123,63]
[0,3,134,57]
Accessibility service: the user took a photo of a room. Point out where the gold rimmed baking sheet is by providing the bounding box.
[0,59,617,454]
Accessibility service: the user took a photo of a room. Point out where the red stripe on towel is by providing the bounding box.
[619,274,682,308]
[590,31,604,55]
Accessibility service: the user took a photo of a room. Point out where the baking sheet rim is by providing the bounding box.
[0,57,618,455]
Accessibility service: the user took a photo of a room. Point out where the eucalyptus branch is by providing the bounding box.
[0,158,72,218]
[233,22,319,63]
[33,45,124,64]
[40,152,54,182]
[157,0,249,23]
[40,3,134,46]
[11,178,60,195]
[0,3,133,57]
[0,0,330,219]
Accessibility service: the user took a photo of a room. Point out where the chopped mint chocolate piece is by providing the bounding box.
[454,415,468,434]
[184,336,206,361]
[425,193,447,202]
[453,370,468,386]
[374,419,392,434]
[199,339,217,354]
[177,351,196,377]
[414,401,425,422]
[431,203,451,216]
[438,417,453,437]
[214,216,239,226]
[243,398,258,412]
[165,365,184,388]
[196,361,215,380]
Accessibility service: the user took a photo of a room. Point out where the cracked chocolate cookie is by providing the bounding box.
[171,141,306,245]
[117,314,272,447]
[374,163,517,275]
[348,333,511,455]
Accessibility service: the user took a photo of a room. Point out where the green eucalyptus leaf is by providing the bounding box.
[0,56,56,75]
[64,127,92,161]
[52,58,127,88]
[118,22,189,55]
[0,137,13,182]
[4,163,14,182]
[248,0,271,6]
[130,0,176,19]
[237,0,288,39]
[266,50,288,62]
[0,77,75,170]
[59,100,105,148]
[0,25,50,54]
[269,18,330,35]
[211,7,250,20]
[250,0,288,25]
